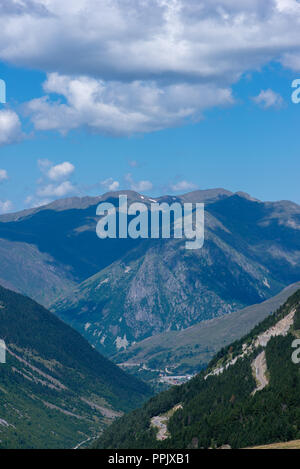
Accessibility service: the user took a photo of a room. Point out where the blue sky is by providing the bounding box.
[0,1,300,213]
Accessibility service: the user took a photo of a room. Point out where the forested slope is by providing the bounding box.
[95,289,300,449]
[0,285,151,449]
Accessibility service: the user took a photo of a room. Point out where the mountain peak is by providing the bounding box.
[234,191,261,202]
[179,188,233,203]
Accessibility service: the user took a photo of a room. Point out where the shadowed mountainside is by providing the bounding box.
[51,192,300,355]
[114,281,300,375]
[0,285,151,449]
[0,189,299,355]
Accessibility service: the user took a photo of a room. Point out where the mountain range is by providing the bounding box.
[0,189,299,361]
[51,190,300,356]
[0,188,299,449]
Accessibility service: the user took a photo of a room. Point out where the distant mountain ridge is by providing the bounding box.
[51,191,300,356]
[115,281,300,376]
[0,188,232,222]
[0,189,299,355]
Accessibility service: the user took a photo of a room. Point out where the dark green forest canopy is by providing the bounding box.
[0,285,152,449]
[94,289,300,449]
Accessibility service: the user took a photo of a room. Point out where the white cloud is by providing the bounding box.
[0,169,8,182]
[0,110,23,146]
[25,159,77,208]
[133,180,153,192]
[170,180,198,192]
[1,1,300,135]
[1,1,300,79]
[101,178,120,191]
[37,181,76,198]
[24,195,53,208]
[0,200,13,214]
[253,89,284,109]
[25,74,233,136]
[47,161,75,181]
[125,173,153,192]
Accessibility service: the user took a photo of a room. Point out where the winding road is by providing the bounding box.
[74,436,97,449]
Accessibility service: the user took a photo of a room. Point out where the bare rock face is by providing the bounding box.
[0,189,299,356]
[50,192,300,356]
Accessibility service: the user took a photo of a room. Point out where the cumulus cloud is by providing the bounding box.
[1,1,300,79]
[170,180,198,192]
[25,159,77,208]
[125,173,153,192]
[37,159,75,182]
[0,110,23,146]
[101,178,120,191]
[132,180,153,192]
[0,0,51,16]
[25,74,233,135]
[47,161,75,181]
[253,89,284,109]
[24,195,53,208]
[0,169,8,182]
[1,1,300,135]
[37,181,76,198]
[0,200,13,214]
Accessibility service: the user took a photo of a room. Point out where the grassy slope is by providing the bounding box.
[0,238,76,307]
[115,282,300,374]
[0,285,151,449]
